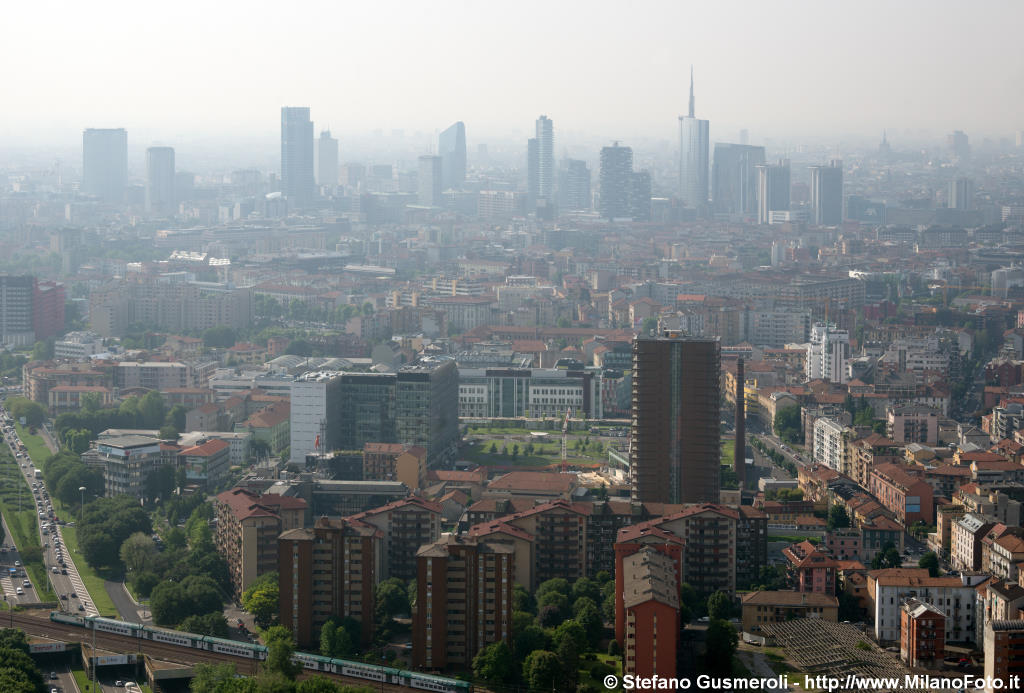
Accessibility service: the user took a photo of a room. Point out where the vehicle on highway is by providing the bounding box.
[16,587,23,595]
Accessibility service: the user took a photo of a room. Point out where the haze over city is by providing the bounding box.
[4,0,1024,154]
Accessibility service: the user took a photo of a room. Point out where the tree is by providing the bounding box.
[242,572,280,629]
[512,611,535,636]
[512,583,536,614]
[180,612,229,638]
[773,405,803,444]
[513,625,550,660]
[488,442,498,454]
[5,397,46,427]
[138,390,167,429]
[575,602,603,648]
[704,620,738,673]
[556,636,579,690]
[285,339,313,357]
[827,505,850,530]
[374,577,410,622]
[642,317,658,334]
[707,590,733,621]
[119,532,157,574]
[552,619,587,653]
[263,626,302,679]
[78,496,153,569]
[536,591,569,623]
[32,339,54,361]
[151,581,189,626]
[871,542,903,570]
[522,650,561,691]
[571,576,601,606]
[511,443,519,460]
[320,618,356,658]
[144,464,177,503]
[158,425,179,441]
[536,577,570,600]
[918,551,940,577]
[472,640,517,686]
[203,326,237,348]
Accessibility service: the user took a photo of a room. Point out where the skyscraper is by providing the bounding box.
[558,159,591,211]
[438,121,466,191]
[317,130,338,189]
[599,142,633,220]
[281,107,314,205]
[526,138,539,208]
[809,159,843,225]
[711,143,765,216]
[756,160,791,225]
[82,128,127,203]
[948,177,975,210]
[535,115,554,204]
[145,146,175,216]
[631,333,720,504]
[418,155,442,206]
[631,170,652,222]
[948,130,970,159]
[678,68,710,211]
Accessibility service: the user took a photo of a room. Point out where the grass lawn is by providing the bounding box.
[578,653,621,691]
[14,423,53,466]
[721,437,736,467]
[461,443,557,467]
[60,525,119,618]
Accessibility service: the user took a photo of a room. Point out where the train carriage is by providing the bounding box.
[202,635,267,659]
[293,651,334,672]
[142,625,203,649]
[89,616,142,637]
[336,662,387,682]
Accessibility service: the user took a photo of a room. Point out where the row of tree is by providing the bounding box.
[0,629,47,693]
[54,391,186,448]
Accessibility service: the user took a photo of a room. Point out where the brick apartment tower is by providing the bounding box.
[631,333,720,504]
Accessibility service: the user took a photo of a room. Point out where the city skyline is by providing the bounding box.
[4,0,1024,148]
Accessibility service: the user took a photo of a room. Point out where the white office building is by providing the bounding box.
[806,322,850,383]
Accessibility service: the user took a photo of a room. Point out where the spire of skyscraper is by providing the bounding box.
[688,65,695,118]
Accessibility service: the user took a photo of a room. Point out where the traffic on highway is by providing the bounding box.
[0,407,96,616]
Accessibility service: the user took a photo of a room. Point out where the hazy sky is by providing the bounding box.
[3,0,1023,147]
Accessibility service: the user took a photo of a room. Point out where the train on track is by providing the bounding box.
[51,612,471,693]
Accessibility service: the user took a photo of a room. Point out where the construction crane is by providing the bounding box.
[560,409,572,473]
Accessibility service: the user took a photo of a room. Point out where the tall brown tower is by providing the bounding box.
[630,333,720,504]
[735,357,746,488]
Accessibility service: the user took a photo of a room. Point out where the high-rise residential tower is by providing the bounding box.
[599,143,633,220]
[756,160,791,225]
[438,122,466,191]
[418,155,442,207]
[317,130,338,189]
[535,115,554,204]
[281,107,314,205]
[711,143,765,216]
[948,177,974,210]
[678,68,710,211]
[558,159,591,211]
[82,128,127,203]
[630,333,720,504]
[809,159,843,225]
[145,146,175,216]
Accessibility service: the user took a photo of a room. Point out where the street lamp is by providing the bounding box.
[79,486,86,524]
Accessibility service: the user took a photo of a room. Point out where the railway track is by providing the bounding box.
[9,611,426,691]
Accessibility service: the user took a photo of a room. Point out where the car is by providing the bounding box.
[14,560,20,567]
[51,567,58,574]
[22,579,30,587]
[60,569,67,575]
[698,616,710,623]
[77,605,84,611]
[70,592,76,598]
[50,672,57,681]
[59,594,66,600]
[116,682,124,688]
[15,588,23,595]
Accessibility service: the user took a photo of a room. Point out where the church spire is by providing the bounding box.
[688,65,695,118]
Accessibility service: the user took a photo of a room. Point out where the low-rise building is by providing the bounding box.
[181,437,231,488]
[741,591,839,635]
[951,514,996,572]
[869,463,934,526]
[95,435,164,499]
[868,568,982,644]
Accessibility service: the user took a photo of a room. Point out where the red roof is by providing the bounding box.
[182,438,230,457]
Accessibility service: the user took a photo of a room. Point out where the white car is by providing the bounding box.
[15,587,23,595]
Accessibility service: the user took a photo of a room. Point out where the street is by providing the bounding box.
[0,411,97,617]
